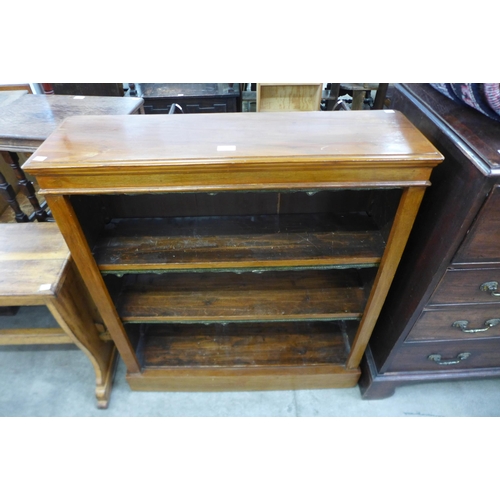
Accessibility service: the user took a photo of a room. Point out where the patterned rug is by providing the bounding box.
[430,83,500,121]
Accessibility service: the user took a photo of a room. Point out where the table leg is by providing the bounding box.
[0,151,50,222]
[351,89,366,110]
[0,169,29,222]
[325,84,341,111]
[373,83,389,110]
[46,260,117,409]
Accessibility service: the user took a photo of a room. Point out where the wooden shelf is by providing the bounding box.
[114,269,374,323]
[138,321,353,369]
[93,213,385,273]
[0,306,71,345]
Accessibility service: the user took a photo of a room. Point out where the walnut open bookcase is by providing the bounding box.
[23,111,443,392]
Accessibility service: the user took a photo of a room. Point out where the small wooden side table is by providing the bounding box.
[0,223,117,408]
[0,92,144,222]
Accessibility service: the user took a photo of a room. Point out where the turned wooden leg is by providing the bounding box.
[46,259,118,409]
[373,84,389,110]
[1,151,49,222]
[0,169,29,222]
[351,89,366,110]
[326,83,341,111]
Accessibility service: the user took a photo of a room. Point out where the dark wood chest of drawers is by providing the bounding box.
[360,83,500,398]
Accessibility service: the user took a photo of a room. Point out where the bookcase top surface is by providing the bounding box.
[24,111,443,172]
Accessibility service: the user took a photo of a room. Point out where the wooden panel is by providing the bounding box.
[0,90,28,108]
[347,186,426,368]
[257,84,322,112]
[0,85,31,94]
[0,329,71,345]
[98,191,382,219]
[23,111,444,173]
[51,83,124,97]
[388,338,500,372]
[141,321,351,368]
[94,213,386,272]
[0,224,69,298]
[46,194,141,373]
[116,269,374,323]
[406,305,500,342]
[127,366,361,391]
[34,166,433,195]
[0,94,144,148]
[430,268,500,306]
[0,305,59,329]
[453,185,500,265]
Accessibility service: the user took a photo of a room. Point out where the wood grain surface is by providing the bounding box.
[141,321,350,368]
[0,223,69,299]
[116,269,374,323]
[24,111,443,170]
[0,94,144,152]
[94,213,385,272]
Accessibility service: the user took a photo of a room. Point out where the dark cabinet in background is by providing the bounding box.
[134,83,240,114]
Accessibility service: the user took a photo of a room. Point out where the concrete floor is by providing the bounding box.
[1,343,499,416]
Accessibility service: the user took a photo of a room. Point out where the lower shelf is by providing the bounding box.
[0,306,71,345]
[125,321,361,391]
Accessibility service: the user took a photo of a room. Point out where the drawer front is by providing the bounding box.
[388,338,500,372]
[453,185,500,265]
[406,306,500,342]
[143,97,237,114]
[430,268,500,305]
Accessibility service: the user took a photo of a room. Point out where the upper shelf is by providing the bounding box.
[94,213,386,273]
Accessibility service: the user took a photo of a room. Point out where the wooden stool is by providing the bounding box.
[0,223,117,408]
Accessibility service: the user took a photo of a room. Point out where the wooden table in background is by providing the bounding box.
[0,92,144,222]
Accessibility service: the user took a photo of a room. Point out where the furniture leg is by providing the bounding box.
[46,259,118,408]
[358,346,398,399]
[351,89,366,110]
[45,194,141,373]
[373,84,389,110]
[325,84,341,110]
[0,151,49,222]
[0,169,29,222]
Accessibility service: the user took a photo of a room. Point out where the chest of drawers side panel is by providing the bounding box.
[368,85,493,373]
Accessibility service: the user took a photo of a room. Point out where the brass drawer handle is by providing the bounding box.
[452,318,500,333]
[428,353,471,365]
[480,281,500,297]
